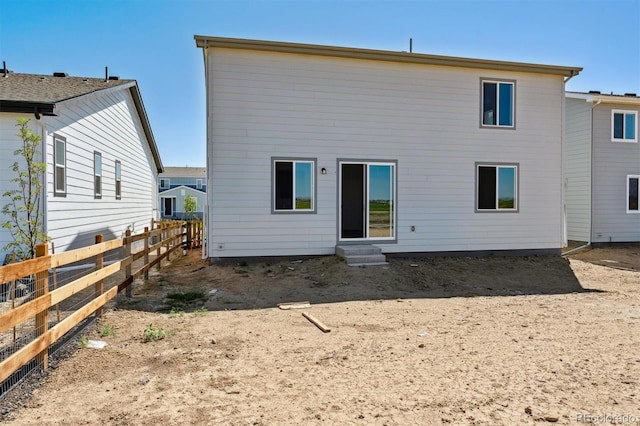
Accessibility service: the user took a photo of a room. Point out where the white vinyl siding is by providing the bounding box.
[42,88,158,252]
[592,105,640,242]
[563,98,592,242]
[206,47,565,257]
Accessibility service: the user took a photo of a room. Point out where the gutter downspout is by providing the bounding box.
[562,97,600,256]
[201,43,210,261]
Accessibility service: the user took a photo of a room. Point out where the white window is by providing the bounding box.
[196,179,203,189]
[612,110,638,142]
[115,160,121,200]
[160,178,170,189]
[476,163,518,212]
[272,158,316,213]
[94,151,102,199]
[628,175,639,213]
[481,80,515,128]
[54,134,66,197]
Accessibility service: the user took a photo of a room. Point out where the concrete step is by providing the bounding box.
[336,245,387,266]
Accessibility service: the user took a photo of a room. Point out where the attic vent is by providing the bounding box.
[53,72,68,77]
[588,90,601,94]
[108,75,119,81]
[624,93,637,97]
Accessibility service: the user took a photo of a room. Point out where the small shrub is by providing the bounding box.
[143,324,166,342]
[77,336,89,348]
[193,307,207,317]
[99,323,115,337]
[169,307,185,318]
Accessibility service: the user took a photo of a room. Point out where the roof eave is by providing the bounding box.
[128,85,164,173]
[0,100,56,116]
[195,35,582,77]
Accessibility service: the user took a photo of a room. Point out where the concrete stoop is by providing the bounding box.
[335,244,388,266]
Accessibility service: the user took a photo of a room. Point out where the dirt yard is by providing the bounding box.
[1,246,639,425]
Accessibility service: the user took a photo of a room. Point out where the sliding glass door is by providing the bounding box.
[339,161,395,241]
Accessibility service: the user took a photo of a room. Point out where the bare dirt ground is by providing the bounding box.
[1,246,639,425]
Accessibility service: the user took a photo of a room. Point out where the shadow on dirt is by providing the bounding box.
[115,251,601,313]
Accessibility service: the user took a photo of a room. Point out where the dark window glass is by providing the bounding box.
[613,113,624,139]
[478,166,497,209]
[482,82,497,126]
[629,177,639,211]
[275,162,293,210]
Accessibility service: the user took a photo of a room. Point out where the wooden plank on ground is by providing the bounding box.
[278,301,311,310]
[302,311,331,333]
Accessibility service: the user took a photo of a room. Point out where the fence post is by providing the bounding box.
[156,222,161,270]
[186,221,192,250]
[125,229,132,298]
[94,234,104,317]
[35,243,49,370]
[143,226,149,280]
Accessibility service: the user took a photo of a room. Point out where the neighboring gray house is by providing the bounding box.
[0,70,163,260]
[564,91,640,245]
[195,35,581,261]
[158,167,206,219]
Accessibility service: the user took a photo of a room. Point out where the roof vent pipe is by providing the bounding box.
[105,66,108,82]
[2,61,7,78]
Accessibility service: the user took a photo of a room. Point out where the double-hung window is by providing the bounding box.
[476,163,518,211]
[115,160,122,200]
[612,110,638,142]
[160,178,169,189]
[272,158,316,213]
[94,151,102,199]
[53,134,66,197]
[628,175,639,213]
[481,80,515,128]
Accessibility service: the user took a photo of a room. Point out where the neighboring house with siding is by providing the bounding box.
[564,91,640,245]
[195,35,581,261]
[158,167,206,219]
[0,70,163,260]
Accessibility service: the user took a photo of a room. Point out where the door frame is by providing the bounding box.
[337,159,397,243]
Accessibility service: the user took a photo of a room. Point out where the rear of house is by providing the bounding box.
[0,71,163,259]
[196,36,581,260]
[564,91,640,244]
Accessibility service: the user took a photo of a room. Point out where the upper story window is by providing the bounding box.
[160,178,170,189]
[476,163,518,212]
[272,158,316,213]
[115,160,122,200]
[94,151,102,199]
[481,80,515,128]
[53,134,66,197]
[196,179,203,189]
[628,175,639,213]
[612,110,638,142]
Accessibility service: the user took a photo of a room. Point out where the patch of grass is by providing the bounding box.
[143,324,166,342]
[169,307,185,318]
[164,291,206,312]
[77,336,89,349]
[98,323,116,337]
[193,307,208,317]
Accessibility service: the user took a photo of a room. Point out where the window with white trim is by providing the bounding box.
[160,178,169,189]
[628,175,639,213]
[476,163,518,211]
[612,110,638,142]
[196,179,203,189]
[53,134,66,197]
[272,158,316,212]
[481,80,515,128]
[115,160,121,200]
[94,151,102,199]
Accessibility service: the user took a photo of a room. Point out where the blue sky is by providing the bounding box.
[1,0,638,167]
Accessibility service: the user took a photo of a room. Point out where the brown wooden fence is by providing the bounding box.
[0,220,192,388]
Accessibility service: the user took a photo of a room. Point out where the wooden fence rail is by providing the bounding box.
[0,220,188,385]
